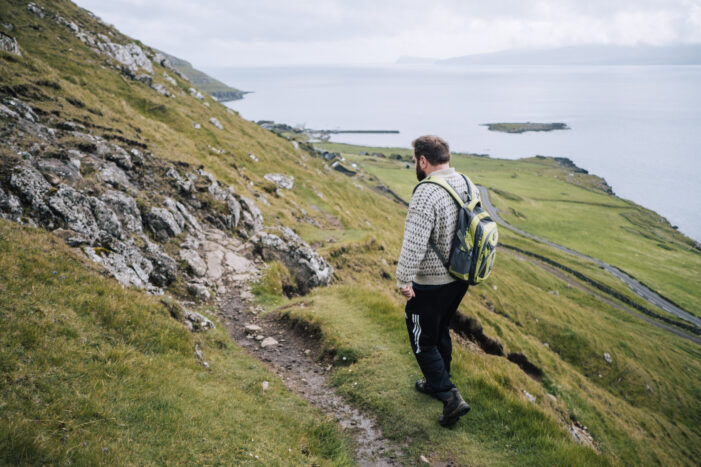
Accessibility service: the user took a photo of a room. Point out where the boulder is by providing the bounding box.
[0,32,20,56]
[3,98,38,122]
[209,117,223,130]
[98,162,132,189]
[35,157,82,183]
[163,197,186,231]
[183,309,215,331]
[146,206,182,241]
[238,196,263,236]
[143,240,177,286]
[151,83,172,97]
[47,185,123,243]
[264,173,294,190]
[99,190,142,233]
[84,239,154,289]
[10,165,52,219]
[189,88,204,100]
[254,227,333,294]
[162,72,177,86]
[260,337,278,348]
[27,3,45,18]
[97,41,153,75]
[180,249,207,277]
[0,188,22,217]
[165,167,192,193]
[187,282,210,300]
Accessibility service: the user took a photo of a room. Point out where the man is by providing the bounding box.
[396,135,472,427]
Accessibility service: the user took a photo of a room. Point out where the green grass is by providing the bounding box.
[0,221,354,465]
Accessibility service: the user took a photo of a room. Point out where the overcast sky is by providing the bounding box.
[74,0,701,67]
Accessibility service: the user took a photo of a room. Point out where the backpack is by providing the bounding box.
[414,173,498,285]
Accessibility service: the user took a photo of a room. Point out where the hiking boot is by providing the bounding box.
[415,379,441,400]
[438,388,470,427]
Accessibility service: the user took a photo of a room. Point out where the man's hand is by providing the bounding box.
[399,285,415,300]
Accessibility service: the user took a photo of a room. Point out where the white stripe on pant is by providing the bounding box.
[412,314,422,354]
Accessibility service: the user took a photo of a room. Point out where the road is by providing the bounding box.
[478,186,701,329]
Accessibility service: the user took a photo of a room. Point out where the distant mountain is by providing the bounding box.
[437,44,701,66]
[160,51,247,101]
[395,55,437,65]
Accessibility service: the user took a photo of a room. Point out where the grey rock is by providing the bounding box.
[88,197,123,240]
[2,23,14,32]
[189,87,204,100]
[179,235,200,250]
[183,310,215,331]
[254,226,333,294]
[99,190,142,233]
[84,239,154,289]
[55,16,79,33]
[45,185,109,243]
[163,198,186,231]
[0,103,19,119]
[27,3,45,18]
[104,145,133,170]
[162,72,177,86]
[0,32,21,56]
[264,173,294,190]
[146,207,182,241]
[0,188,22,215]
[260,337,278,348]
[244,324,263,334]
[209,117,223,130]
[98,41,153,75]
[10,165,51,215]
[151,83,171,97]
[165,167,192,193]
[225,194,241,230]
[3,98,38,122]
[187,282,210,300]
[180,249,207,277]
[175,200,201,232]
[238,196,263,235]
[603,352,612,364]
[99,162,132,189]
[143,240,177,286]
[35,157,82,183]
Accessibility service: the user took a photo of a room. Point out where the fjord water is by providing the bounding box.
[217,65,701,241]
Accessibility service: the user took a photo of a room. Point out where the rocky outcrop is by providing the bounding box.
[264,173,294,190]
[0,32,21,56]
[0,96,266,297]
[254,227,333,294]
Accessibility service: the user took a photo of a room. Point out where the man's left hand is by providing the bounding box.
[399,285,415,300]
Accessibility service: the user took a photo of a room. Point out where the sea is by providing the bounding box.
[210,64,701,242]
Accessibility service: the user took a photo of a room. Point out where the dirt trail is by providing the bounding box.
[199,229,401,466]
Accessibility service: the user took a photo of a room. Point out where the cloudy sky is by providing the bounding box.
[74,0,701,67]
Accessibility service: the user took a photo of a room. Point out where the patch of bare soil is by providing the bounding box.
[208,247,402,465]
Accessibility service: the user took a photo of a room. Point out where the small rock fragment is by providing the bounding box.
[603,352,612,364]
[260,337,278,348]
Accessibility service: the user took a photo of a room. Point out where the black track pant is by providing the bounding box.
[405,280,469,401]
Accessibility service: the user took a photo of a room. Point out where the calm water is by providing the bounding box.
[210,64,701,241]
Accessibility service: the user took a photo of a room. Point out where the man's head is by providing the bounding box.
[412,135,451,181]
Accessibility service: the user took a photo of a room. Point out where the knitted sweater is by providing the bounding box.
[396,167,475,288]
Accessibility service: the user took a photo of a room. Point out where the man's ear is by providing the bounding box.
[418,155,427,168]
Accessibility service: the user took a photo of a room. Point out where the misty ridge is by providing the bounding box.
[397,44,701,66]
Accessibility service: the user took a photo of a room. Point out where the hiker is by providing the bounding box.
[396,135,472,427]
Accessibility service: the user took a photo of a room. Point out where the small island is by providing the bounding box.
[482,122,570,133]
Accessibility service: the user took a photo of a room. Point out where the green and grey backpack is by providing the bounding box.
[414,173,498,285]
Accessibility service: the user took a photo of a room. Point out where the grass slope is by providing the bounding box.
[2,1,700,465]
[0,221,352,465]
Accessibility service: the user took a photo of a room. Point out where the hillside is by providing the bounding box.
[1,1,700,465]
[159,51,247,102]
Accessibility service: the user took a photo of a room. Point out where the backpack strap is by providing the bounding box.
[413,173,470,206]
[412,173,470,268]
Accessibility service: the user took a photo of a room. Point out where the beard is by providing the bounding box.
[416,163,427,181]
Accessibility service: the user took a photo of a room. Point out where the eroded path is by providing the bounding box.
[197,229,401,466]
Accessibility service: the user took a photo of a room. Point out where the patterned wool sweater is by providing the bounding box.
[396,167,476,287]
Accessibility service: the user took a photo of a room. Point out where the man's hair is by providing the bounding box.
[412,135,450,165]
